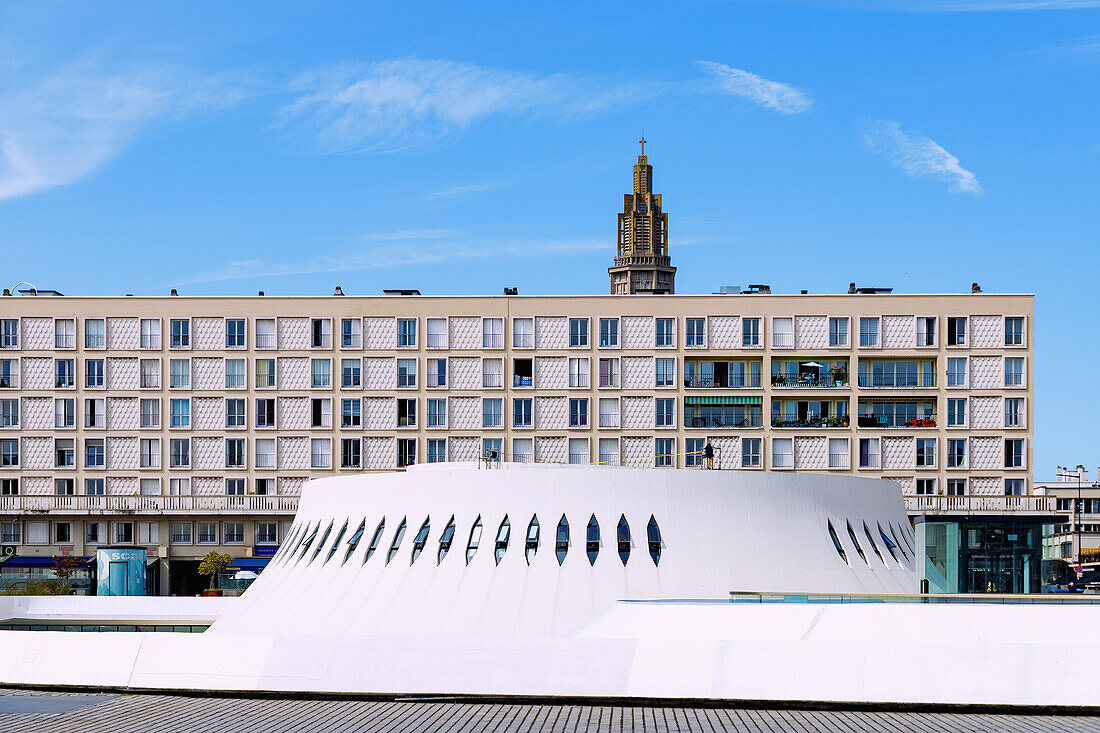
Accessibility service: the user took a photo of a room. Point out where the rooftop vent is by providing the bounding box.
[849,283,894,294]
[334,286,344,296]
[170,289,178,296]
[383,289,421,296]
[972,282,982,293]
[17,288,63,296]
[745,284,771,294]
[503,287,518,295]
[716,285,741,294]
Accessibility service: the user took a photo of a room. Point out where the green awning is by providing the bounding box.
[684,395,762,405]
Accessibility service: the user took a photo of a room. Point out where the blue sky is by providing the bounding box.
[0,1,1097,476]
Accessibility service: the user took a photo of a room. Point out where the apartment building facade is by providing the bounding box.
[0,290,1035,592]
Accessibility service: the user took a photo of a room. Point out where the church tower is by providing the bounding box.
[609,139,676,294]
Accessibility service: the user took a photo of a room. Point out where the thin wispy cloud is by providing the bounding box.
[790,0,1100,10]
[862,120,983,195]
[1041,34,1100,61]
[697,61,813,114]
[421,180,511,201]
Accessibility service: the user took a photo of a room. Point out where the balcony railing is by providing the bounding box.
[829,452,850,469]
[255,453,276,468]
[684,376,762,388]
[856,414,936,429]
[140,375,160,389]
[0,494,299,514]
[598,414,619,428]
[55,334,75,349]
[513,334,533,348]
[687,415,763,429]
[568,452,587,464]
[771,414,850,428]
[598,377,619,388]
[140,336,160,349]
[598,453,619,465]
[512,453,533,463]
[858,377,936,388]
[904,495,1055,515]
[311,455,331,468]
[483,374,502,388]
[85,336,105,349]
[256,333,276,349]
[772,333,793,348]
[569,375,589,388]
[426,334,447,348]
[770,374,848,388]
[483,335,503,349]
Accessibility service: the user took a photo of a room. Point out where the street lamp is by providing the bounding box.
[1077,469,1082,564]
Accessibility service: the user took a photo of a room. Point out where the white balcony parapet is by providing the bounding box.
[0,494,299,514]
[904,495,1056,515]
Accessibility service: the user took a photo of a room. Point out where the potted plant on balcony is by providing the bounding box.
[829,365,848,387]
[198,550,234,597]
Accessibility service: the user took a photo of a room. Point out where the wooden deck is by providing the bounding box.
[2,688,1098,732]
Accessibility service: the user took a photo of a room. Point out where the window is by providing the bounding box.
[256,359,275,388]
[828,438,849,468]
[946,479,966,496]
[742,318,760,347]
[427,358,447,387]
[569,318,589,347]
[85,438,105,468]
[225,438,245,468]
[655,358,675,387]
[256,318,276,349]
[225,479,245,496]
[224,522,244,544]
[140,359,159,388]
[567,438,587,464]
[169,399,189,428]
[55,359,75,388]
[513,358,533,387]
[598,358,619,388]
[1005,317,1024,346]
[771,318,793,348]
[197,523,218,544]
[916,479,936,496]
[947,358,967,387]
[858,438,880,468]
[1004,398,1024,428]
[138,479,159,497]
[771,438,792,468]
[655,438,674,467]
[569,398,588,427]
[481,358,502,388]
[140,399,160,428]
[140,439,159,468]
[54,438,75,467]
[170,319,189,348]
[859,317,878,347]
[341,358,361,388]
[916,438,936,467]
[513,398,532,428]
[226,319,246,348]
[598,398,619,428]
[0,439,18,467]
[171,523,193,544]
[311,359,331,388]
[256,398,276,428]
[398,438,416,468]
[947,317,966,346]
[0,400,17,427]
[341,438,361,468]
[398,398,417,427]
[85,520,104,542]
[741,438,761,468]
[947,398,967,427]
[512,318,533,348]
[311,439,331,468]
[169,478,190,495]
[83,319,105,349]
[482,398,503,428]
[397,318,417,347]
[340,398,360,428]
[427,439,446,463]
[54,522,72,544]
[140,318,160,349]
[169,358,190,389]
[0,319,17,348]
[1004,439,1024,468]
[84,398,105,428]
[54,319,75,349]
[311,318,332,348]
[655,398,675,427]
[0,359,18,389]
[655,318,674,347]
[427,398,446,427]
[858,360,935,388]
[828,318,848,347]
[916,317,936,346]
[426,318,447,348]
[114,522,134,544]
[397,359,416,388]
[482,318,503,349]
[685,438,704,467]
[685,318,705,347]
[568,357,589,388]
[946,438,966,468]
[1004,358,1024,387]
[1004,478,1025,496]
[311,398,331,428]
[1,521,21,544]
[257,523,278,544]
[226,398,245,428]
[55,398,75,428]
[599,318,619,347]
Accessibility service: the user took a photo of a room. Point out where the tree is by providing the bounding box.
[197,551,234,591]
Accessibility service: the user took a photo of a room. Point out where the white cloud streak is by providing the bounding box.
[792,0,1100,10]
[696,61,813,114]
[420,180,511,201]
[862,120,983,195]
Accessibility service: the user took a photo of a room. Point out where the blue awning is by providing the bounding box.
[0,556,91,568]
[227,558,270,571]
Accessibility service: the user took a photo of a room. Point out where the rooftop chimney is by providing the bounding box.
[170,289,178,296]
[258,291,264,296]
[334,286,344,296]
[1,289,9,297]
[503,287,518,295]
[849,282,857,294]
[971,282,982,293]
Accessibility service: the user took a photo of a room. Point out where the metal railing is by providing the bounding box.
[772,453,793,468]
[312,336,332,348]
[684,375,762,388]
[140,336,160,349]
[483,335,503,349]
[256,333,276,349]
[140,375,160,389]
[856,414,936,428]
[569,374,589,388]
[772,333,793,348]
[598,376,619,388]
[828,452,850,468]
[55,334,75,349]
[770,374,847,388]
[255,453,276,468]
[483,374,502,388]
[426,334,447,348]
[568,452,587,464]
[598,453,619,465]
[0,494,299,514]
[771,415,850,428]
[513,334,533,348]
[85,336,105,349]
[598,414,620,428]
[858,376,936,388]
[687,415,763,429]
[513,453,533,463]
[905,495,1055,514]
[311,454,331,468]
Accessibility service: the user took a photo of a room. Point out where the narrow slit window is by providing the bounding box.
[846,521,868,565]
[364,518,385,563]
[827,521,848,565]
[386,518,407,565]
[863,522,884,564]
[298,523,319,560]
[894,522,915,556]
[494,515,510,566]
[586,515,600,566]
[438,516,456,564]
[466,516,482,565]
[555,515,569,565]
[276,524,302,564]
[326,521,349,563]
[890,523,912,561]
[311,522,333,563]
[344,519,367,564]
[878,523,900,563]
[410,517,430,564]
[617,515,631,566]
[647,516,662,566]
[525,515,539,565]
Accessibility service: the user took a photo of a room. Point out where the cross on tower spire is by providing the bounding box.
[639,137,646,156]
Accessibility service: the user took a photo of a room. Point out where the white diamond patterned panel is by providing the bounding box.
[534,357,566,389]
[884,475,914,493]
[364,318,396,350]
[363,358,395,390]
[278,476,307,496]
[707,436,740,469]
[278,397,309,430]
[21,436,51,469]
[106,358,138,391]
[192,476,222,496]
[450,357,480,390]
[22,318,52,350]
[970,397,1000,429]
[193,437,223,470]
[970,356,1000,389]
[364,437,395,469]
[708,316,741,350]
[21,476,51,496]
[193,397,223,431]
[363,397,395,429]
[969,436,1000,470]
[534,397,566,429]
[795,316,827,350]
[21,397,51,430]
[621,396,653,430]
[278,437,309,469]
[106,318,139,350]
[969,476,1000,496]
[971,316,1000,349]
[881,437,914,470]
[193,318,222,351]
[106,437,138,469]
[881,316,911,349]
[621,316,654,350]
[278,318,309,350]
[449,436,479,462]
[535,317,567,349]
[449,397,480,430]
[278,357,309,390]
[449,317,479,350]
[621,436,651,466]
[534,436,566,463]
[621,357,653,389]
[794,436,827,470]
[106,397,138,430]
[107,476,137,496]
[193,358,224,391]
[22,358,52,390]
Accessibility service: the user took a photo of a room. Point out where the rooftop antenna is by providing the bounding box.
[10,281,36,295]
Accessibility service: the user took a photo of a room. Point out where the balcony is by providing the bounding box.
[55,334,75,349]
[568,452,587,464]
[771,414,850,428]
[856,414,936,429]
[772,333,793,349]
[512,453,533,463]
[829,452,850,469]
[904,495,1055,516]
[770,374,848,388]
[684,375,762,388]
[688,414,763,429]
[256,333,276,349]
[598,453,619,465]
[0,494,299,515]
